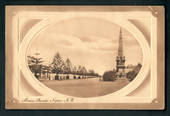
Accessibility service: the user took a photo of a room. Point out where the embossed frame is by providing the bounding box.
[5,6,164,109]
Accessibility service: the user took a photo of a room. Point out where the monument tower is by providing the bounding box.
[116,28,126,78]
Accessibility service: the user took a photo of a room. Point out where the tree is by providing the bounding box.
[27,53,43,78]
[51,52,65,74]
[102,70,116,81]
[77,65,82,75]
[41,65,51,78]
[72,66,77,74]
[65,58,73,74]
[126,63,142,82]
[88,69,95,76]
[81,66,87,75]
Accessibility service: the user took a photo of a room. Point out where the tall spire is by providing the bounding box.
[116,28,126,75]
[118,28,123,57]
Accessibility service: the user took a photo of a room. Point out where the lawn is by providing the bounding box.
[40,77,129,98]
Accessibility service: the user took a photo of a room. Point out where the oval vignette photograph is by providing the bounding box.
[26,17,143,98]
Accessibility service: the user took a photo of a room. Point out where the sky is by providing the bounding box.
[27,17,143,75]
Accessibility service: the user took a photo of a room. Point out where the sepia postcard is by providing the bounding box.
[5,6,164,109]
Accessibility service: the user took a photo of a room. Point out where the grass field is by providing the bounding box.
[40,77,129,98]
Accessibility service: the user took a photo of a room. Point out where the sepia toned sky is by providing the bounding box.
[27,17,143,75]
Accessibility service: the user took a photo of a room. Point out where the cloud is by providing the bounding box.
[71,35,118,52]
[78,35,117,43]
[85,41,116,52]
[75,36,93,42]
[57,39,73,46]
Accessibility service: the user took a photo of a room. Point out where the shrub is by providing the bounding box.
[126,63,142,81]
[126,71,137,82]
[102,70,116,81]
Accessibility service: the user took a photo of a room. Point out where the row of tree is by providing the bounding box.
[102,63,142,82]
[27,52,99,78]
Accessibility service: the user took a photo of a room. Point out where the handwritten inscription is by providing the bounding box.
[21,97,74,103]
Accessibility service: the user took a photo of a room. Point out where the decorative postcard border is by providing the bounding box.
[5,6,164,109]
